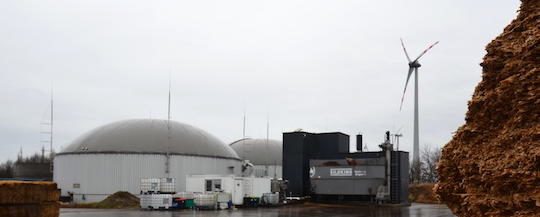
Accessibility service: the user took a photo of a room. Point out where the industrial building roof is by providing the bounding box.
[229,138,282,165]
[59,119,240,159]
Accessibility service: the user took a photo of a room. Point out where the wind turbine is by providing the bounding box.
[399,38,439,164]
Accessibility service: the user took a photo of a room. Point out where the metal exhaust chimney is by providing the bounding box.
[356,134,363,152]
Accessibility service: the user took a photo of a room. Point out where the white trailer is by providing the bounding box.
[242,177,271,198]
[186,175,244,205]
[186,175,272,205]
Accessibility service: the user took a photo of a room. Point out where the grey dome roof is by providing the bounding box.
[60,119,240,159]
[229,138,282,165]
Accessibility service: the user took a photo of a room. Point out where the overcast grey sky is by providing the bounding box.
[0,0,520,162]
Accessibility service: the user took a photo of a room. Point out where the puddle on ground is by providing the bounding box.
[60,203,456,217]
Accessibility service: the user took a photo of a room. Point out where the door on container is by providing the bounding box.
[233,179,244,205]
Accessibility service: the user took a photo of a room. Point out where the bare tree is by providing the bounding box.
[421,145,441,183]
[410,145,442,184]
[16,152,53,164]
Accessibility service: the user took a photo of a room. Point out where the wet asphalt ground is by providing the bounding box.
[60,203,456,217]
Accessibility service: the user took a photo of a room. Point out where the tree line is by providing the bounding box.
[0,152,53,178]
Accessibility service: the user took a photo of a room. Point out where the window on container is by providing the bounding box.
[214,180,221,190]
[205,180,212,192]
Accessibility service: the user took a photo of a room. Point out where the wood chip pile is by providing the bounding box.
[409,184,439,204]
[435,0,540,216]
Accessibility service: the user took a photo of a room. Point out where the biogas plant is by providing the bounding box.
[53,118,409,207]
[53,119,283,203]
[54,119,238,202]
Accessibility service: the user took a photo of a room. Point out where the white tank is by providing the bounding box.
[54,119,242,202]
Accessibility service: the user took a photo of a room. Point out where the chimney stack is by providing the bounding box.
[356,134,363,152]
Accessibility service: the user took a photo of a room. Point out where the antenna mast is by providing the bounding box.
[242,110,246,140]
[47,87,54,172]
[242,110,246,163]
[166,74,171,176]
[50,88,53,158]
[266,114,269,145]
[168,75,171,123]
[267,115,277,178]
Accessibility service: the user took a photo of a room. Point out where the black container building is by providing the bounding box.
[282,131,409,204]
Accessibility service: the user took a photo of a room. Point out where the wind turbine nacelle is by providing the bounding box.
[409,62,421,68]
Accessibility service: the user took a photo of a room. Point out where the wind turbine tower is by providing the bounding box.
[399,39,439,163]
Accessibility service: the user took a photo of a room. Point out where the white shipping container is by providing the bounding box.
[140,178,161,193]
[140,194,172,209]
[186,175,271,205]
[186,175,237,194]
[186,176,206,193]
[186,175,244,205]
[243,177,271,198]
[160,177,176,193]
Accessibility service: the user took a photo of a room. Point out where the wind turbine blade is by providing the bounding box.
[413,41,439,62]
[400,38,411,62]
[400,67,414,111]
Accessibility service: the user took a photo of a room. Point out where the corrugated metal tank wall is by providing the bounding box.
[253,165,282,178]
[54,154,242,202]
